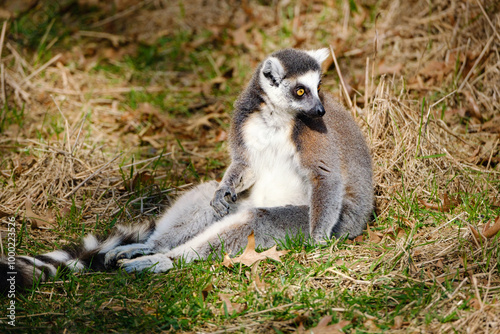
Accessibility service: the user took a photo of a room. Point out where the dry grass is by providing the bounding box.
[0,0,499,332]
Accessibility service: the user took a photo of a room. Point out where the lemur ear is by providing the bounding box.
[306,48,330,65]
[262,57,285,87]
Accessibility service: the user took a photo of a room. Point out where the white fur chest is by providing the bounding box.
[242,112,311,207]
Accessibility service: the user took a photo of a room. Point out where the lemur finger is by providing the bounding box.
[228,187,237,202]
[210,197,230,218]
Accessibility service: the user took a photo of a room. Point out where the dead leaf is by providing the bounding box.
[202,283,213,301]
[392,316,404,329]
[299,316,350,334]
[378,61,403,75]
[215,130,228,143]
[470,298,481,310]
[218,293,246,314]
[482,216,500,238]
[25,197,55,229]
[125,171,155,191]
[468,223,484,244]
[462,90,483,121]
[0,210,11,219]
[251,262,270,293]
[353,235,364,243]
[230,232,288,267]
[186,112,224,131]
[419,60,453,82]
[481,115,500,133]
[367,225,382,244]
[222,252,234,268]
[364,319,379,331]
[418,193,459,212]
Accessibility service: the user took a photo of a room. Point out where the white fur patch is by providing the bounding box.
[66,259,85,272]
[242,113,311,207]
[167,209,251,262]
[19,256,58,276]
[98,236,123,253]
[45,250,71,262]
[306,48,330,65]
[289,70,322,112]
[83,234,99,251]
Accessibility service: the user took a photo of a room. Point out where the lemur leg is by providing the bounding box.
[331,185,372,239]
[118,205,309,273]
[105,181,223,268]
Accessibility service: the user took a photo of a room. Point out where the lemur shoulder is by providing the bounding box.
[0,48,373,292]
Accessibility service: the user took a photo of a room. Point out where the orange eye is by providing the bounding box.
[296,88,305,96]
[317,84,321,92]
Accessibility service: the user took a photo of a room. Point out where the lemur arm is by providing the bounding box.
[307,161,344,241]
[294,114,345,241]
[211,158,256,218]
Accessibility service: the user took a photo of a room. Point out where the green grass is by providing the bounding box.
[2,1,500,333]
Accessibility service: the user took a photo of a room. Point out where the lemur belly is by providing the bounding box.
[242,113,311,207]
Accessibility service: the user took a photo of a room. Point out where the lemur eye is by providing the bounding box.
[296,88,305,97]
[317,84,321,92]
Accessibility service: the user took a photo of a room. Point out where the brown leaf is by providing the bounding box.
[299,316,350,334]
[202,283,213,301]
[470,298,482,310]
[462,90,483,121]
[230,232,288,267]
[215,130,228,143]
[481,115,500,133]
[392,316,404,329]
[418,193,459,212]
[0,210,11,219]
[468,223,484,244]
[130,171,155,191]
[222,253,234,268]
[25,197,54,229]
[353,235,364,243]
[482,216,500,238]
[218,293,246,314]
[378,61,403,75]
[367,225,382,243]
[364,319,379,331]
[251,263,270,293]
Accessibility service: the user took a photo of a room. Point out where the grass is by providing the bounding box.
[1,0,500,333]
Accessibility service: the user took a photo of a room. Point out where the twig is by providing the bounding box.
[0,21,7,106]
[422,89,457,137]
[472,275,484,310]
[113,153,172,171]
[64,153,122,199]
[364,57,369,108]
[458,34,495,92]
[5,71,30,101]
[329,45,353,110]
[41,85,164,96]
[50,95,72,153]
[72,112,89,155]
[78,31,127,47]
[326,268,372,285]
[90,0,154,28]
[20,53,62,87]
[475,0,500,42]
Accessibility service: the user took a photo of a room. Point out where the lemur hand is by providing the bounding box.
[210,184,237,218]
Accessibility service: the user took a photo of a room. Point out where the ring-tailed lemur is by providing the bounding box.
[0,48,373,293]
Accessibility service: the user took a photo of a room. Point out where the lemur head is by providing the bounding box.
[259,48,330,118]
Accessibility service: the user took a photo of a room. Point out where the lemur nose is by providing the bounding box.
[316,105,326,117]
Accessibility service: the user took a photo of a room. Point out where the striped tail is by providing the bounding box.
[0,221,155,295]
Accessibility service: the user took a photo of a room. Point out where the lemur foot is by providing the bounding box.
[104,244,153,268]
[210,185,237,218]
[118,254,173,273]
